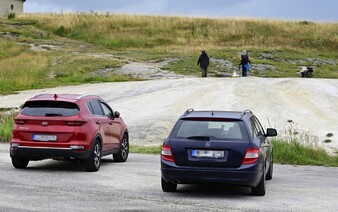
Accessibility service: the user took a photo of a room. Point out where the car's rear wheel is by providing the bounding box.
[161,178,177,192]
[84,140,102,172]
[266,156,273,180]
[11,157,29,169]
[113,135,129,162]
[252,169,266,196]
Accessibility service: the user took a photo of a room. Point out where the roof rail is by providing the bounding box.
[77,94,100,100]
[32,93,49,98]
[241,109,252,118]
[183,108,194,116]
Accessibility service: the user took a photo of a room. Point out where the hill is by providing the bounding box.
[0,13,338,94]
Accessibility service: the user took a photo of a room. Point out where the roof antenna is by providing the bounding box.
[211,111,214,116]
[54,94,58,100]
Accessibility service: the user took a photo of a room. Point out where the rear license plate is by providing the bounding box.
[32,134,57,142]
[191,150,224,158]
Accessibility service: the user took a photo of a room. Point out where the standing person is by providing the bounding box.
[240,50,251,77]
[197,50,210,77]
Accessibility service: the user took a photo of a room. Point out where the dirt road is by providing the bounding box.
[1,77,337,152]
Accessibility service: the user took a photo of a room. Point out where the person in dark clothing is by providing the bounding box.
[240,50,251,77]
[197,50,210,77]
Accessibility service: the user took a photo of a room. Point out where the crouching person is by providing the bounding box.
[298,66,314,78]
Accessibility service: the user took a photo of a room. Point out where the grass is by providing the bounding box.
[17,13,338,52]
[0,20,132,94]
[271,139,338,167]
[0,111,17,142]
[0,14,338,94]
[130,145,161,154]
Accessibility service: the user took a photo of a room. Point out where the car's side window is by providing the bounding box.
[100,102,113,117]
[87,102,95,114]
[253,116,265,136]
[88,100,104,116]
[250,117,260,138]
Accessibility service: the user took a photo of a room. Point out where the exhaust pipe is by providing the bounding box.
[172,179,180,184]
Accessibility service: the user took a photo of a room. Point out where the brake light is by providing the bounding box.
[242,148,260,164]
[14,119,26,125]
[161,145,175,162]
[66,120,87,126]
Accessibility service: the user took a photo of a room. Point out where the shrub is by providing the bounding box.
[8,13,16,19]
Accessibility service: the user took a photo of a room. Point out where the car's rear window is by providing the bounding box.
[173,119,249,140]
[21,101,80,117]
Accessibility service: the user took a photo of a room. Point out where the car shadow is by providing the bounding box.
[25,160,85,172]
[25,157,118,172]
[173,183,253,197]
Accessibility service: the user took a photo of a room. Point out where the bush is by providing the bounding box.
[8,13,16,19]
[55,25,70,36]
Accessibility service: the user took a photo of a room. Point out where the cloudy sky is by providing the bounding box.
[24,0,337,22]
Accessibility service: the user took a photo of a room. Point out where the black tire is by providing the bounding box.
[161,178,177,192]
[252,169,266,196]
[113,135,129,162]
[266,157,273,180]
[12,157,29,169]
[84,140,102,172]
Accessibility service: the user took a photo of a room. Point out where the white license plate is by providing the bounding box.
[191,150,224,158]
[32,134,57,142]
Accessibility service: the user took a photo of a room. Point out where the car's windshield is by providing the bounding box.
[21,101,80,117]
[173,119,249,140]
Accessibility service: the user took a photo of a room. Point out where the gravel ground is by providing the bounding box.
[0,143,337,211]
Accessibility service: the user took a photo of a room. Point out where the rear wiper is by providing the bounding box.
[187,136,210,141]
[45,113,63,117]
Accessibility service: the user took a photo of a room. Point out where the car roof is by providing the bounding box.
[180,109,253,120]
[27,94,100,102]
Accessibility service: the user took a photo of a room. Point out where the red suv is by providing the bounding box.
[10,94,129,172]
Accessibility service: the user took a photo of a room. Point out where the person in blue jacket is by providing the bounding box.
[240,50,251,77]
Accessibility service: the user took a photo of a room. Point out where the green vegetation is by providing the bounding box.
[1,14,338,94]
[18,13,338,52]
[0,19,131,94]
[130,145,161,154]
[0,111,17,142]
[271,139,338,167]
[7,13,16,19]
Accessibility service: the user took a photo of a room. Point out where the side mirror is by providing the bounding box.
[114,111,120,119]
[266,128,277,137]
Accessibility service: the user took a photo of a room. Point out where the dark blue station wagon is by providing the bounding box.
[161,109,277,196]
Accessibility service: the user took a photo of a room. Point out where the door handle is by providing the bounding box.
[95,121,100,125]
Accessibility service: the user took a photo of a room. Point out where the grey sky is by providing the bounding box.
[24,0,338,22]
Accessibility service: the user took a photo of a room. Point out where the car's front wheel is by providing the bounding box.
[113,135,129,162]
[84,140,102,172]
[11,157,29,169]
[161,178,177,192]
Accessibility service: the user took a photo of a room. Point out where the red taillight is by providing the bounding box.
[65,120,87,126]
[161,145,175,162]
[14,119,26,125]
[242,148,260,164]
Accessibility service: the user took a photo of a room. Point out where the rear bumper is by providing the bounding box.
[161,160,263,187]
[10,146,90,160]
